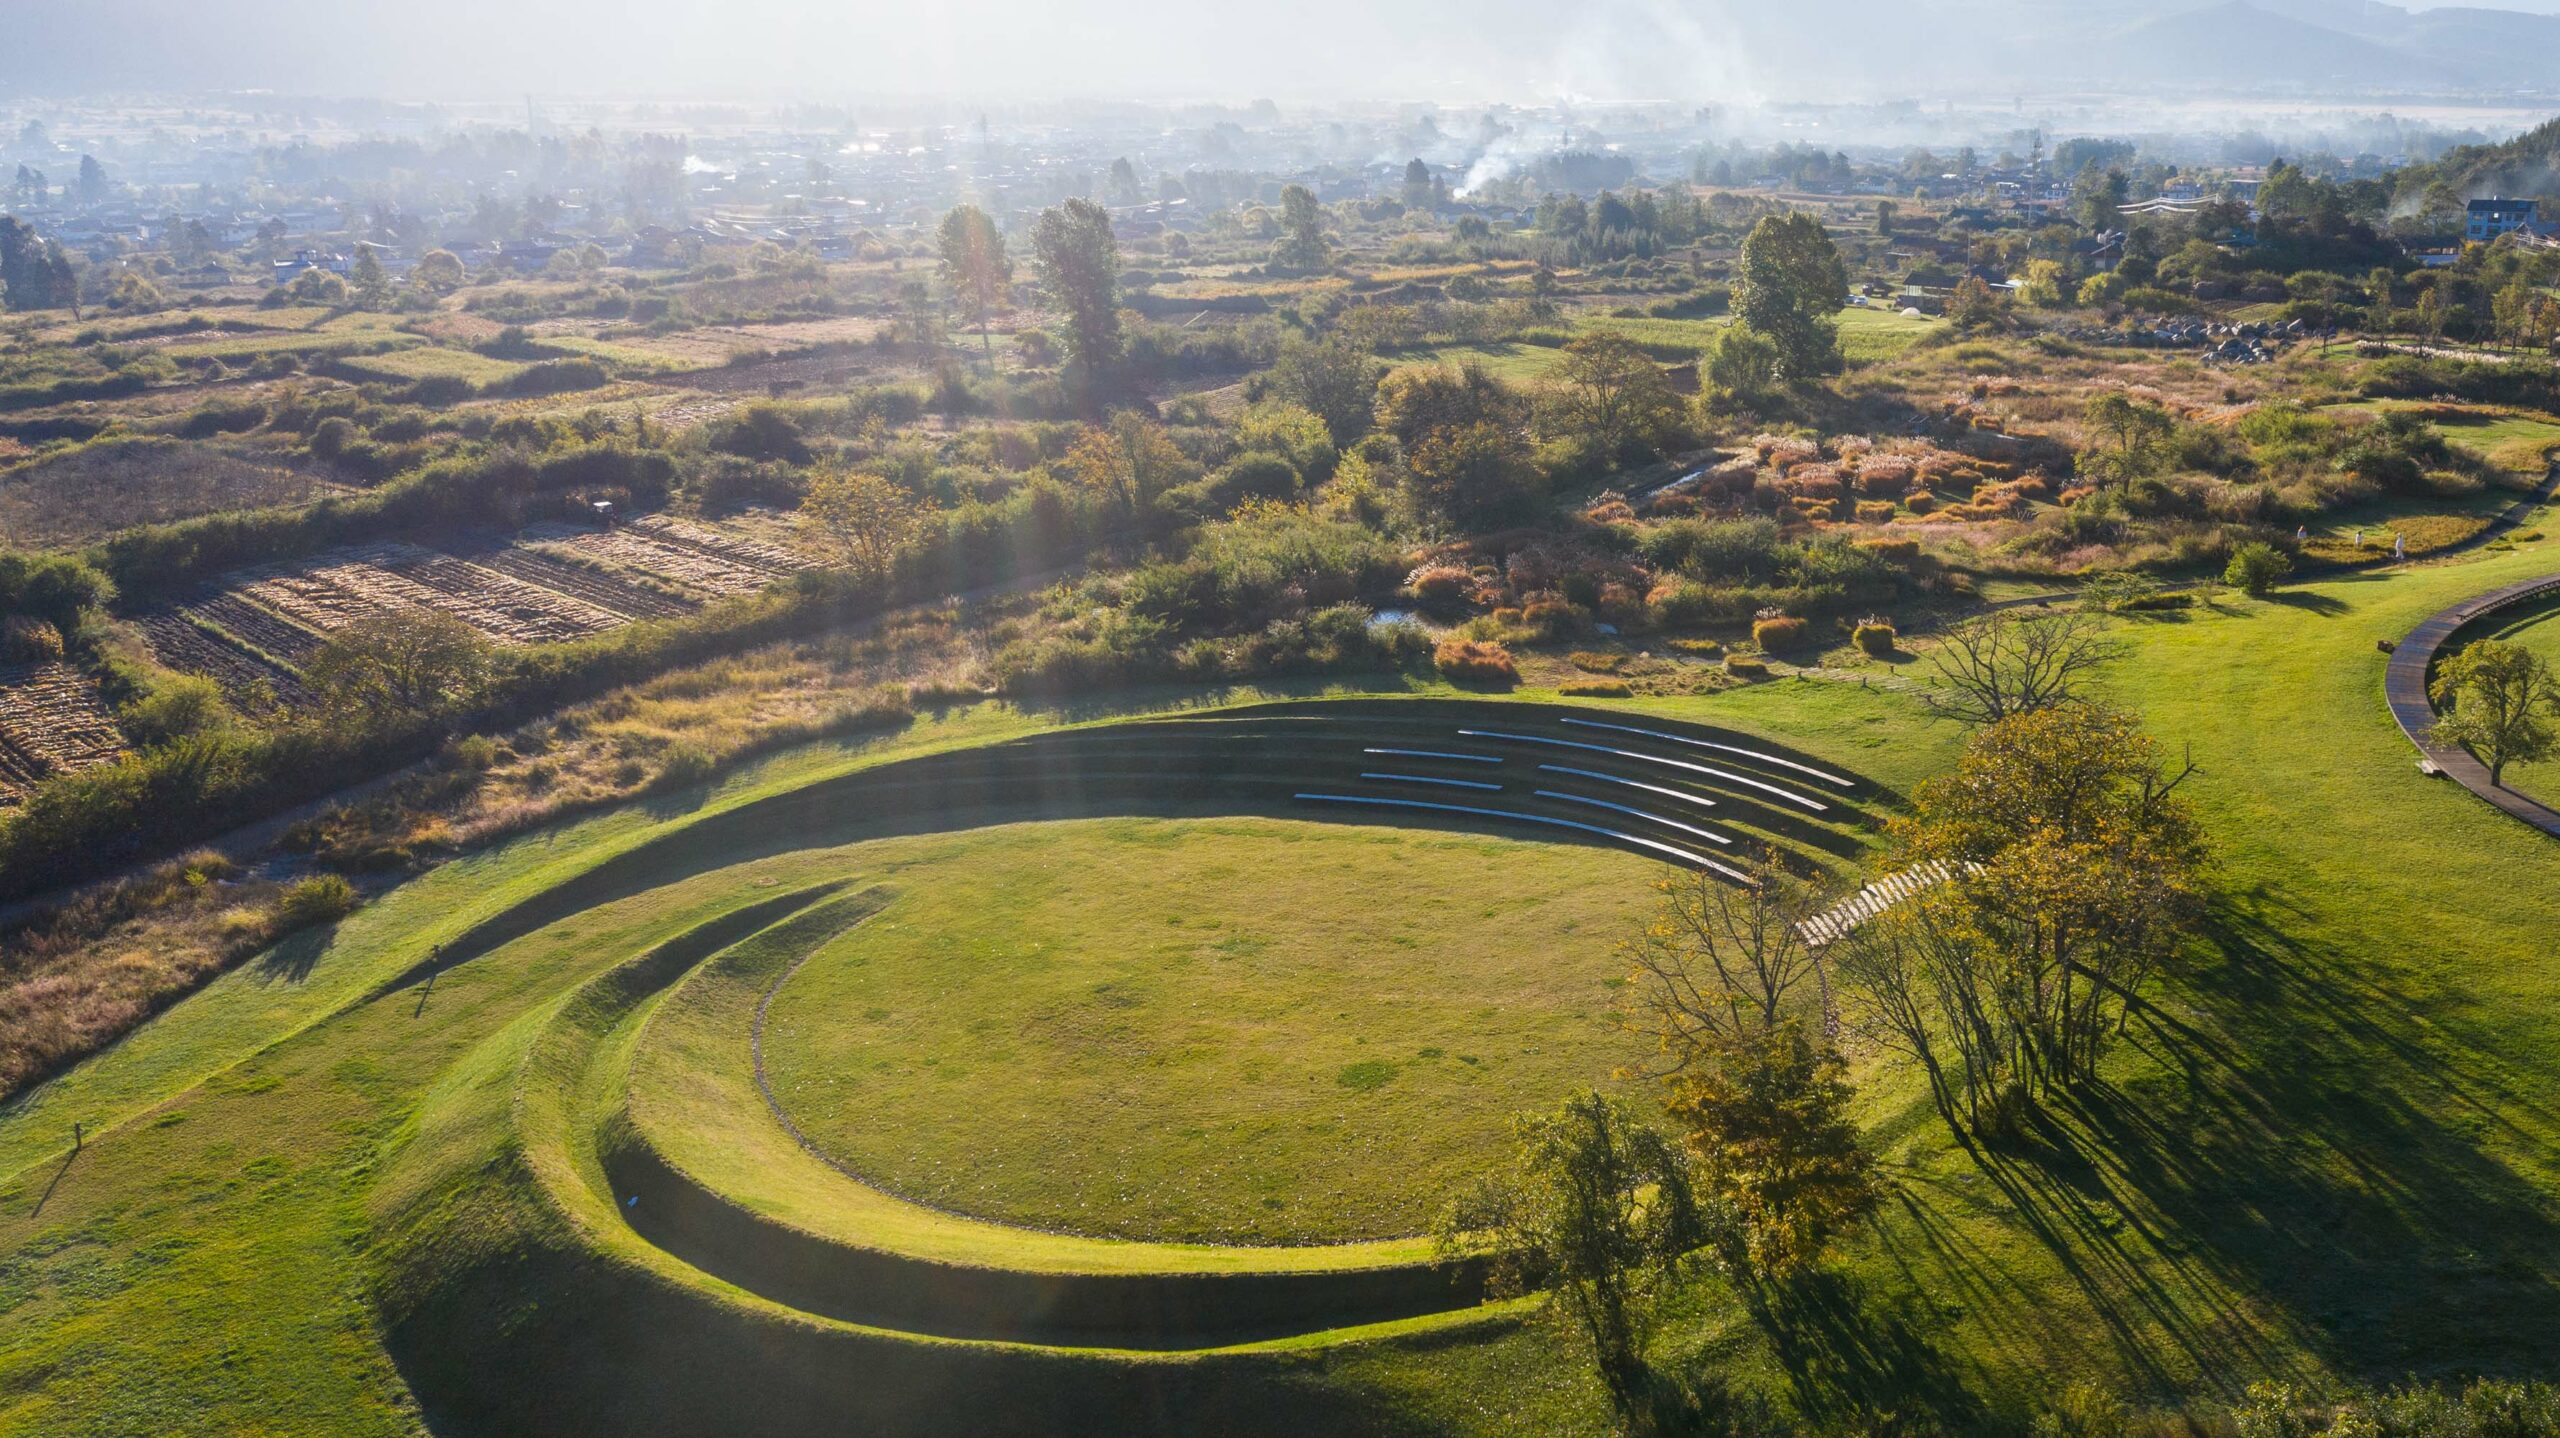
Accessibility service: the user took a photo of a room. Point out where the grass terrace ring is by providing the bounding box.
[374,698,1885,1367]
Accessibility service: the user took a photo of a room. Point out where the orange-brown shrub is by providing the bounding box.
[1559,679,1633,698]
[1725,654,1771,678]
[1855,537,1921,563]
[1854,500,1896,523]
[1965,482,2034,517]
[1407,565,1474,610]
[1754,434,1820,467]
[1904,491,1937,514]
[1855,456,1916,497]
[1778,465,1848,501]
[1853,620,1898,657]
[1521,598,1590,640]
[1752,614,1810,651]
[1698,457,1759,496]
[1596,581,1648,631]
[1435,638,1519,687]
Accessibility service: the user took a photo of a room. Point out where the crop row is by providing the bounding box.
[0,661,127,804]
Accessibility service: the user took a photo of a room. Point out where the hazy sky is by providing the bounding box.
[13,0,1742,103]
[4,0,2559,104]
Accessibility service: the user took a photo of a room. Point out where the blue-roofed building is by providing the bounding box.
[2467,197,2543,242]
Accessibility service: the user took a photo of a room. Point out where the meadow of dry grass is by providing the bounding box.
[0,438,342,548]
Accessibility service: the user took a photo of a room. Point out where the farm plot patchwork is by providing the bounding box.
[364,544,629,642]
[143,515,804,702]
[233,542,624,645]
[624,512,815,574]
[135,613,314,711]
[0,661,125,805]
[523,521,792,600]
[180,591,329,667]
[448,538,699,620]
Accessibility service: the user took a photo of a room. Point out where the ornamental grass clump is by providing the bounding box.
[1434,638,1519,688]
[1751,611,1809,652]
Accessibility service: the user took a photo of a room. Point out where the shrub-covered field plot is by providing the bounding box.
[756,817,1660,1245]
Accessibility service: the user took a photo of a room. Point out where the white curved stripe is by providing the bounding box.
[1537,764,1719,811]
[1558,717,1855,788]
[1362,747,1503,765]
[1534,790,1733,845]
[1455,730,1830,812]
[1292,793,1755,884]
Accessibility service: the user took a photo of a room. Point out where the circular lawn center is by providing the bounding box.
[755,816,1662,1246]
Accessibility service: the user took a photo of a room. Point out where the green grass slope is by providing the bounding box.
[3,533,2558,1435]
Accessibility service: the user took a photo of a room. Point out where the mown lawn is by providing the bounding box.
[1,542,2557,1433]
[755,817,1663,1245]
[1408,307,1943,387]
[1584,306,1942,364]
[2326,400,2560,478]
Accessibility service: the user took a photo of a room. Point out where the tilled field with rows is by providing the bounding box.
[136,514,812,721]
[0,661,127,806]
[521,521,790,601]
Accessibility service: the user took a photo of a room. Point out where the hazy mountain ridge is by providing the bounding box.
[0,0,2554,100]
[2094,2,2454,87]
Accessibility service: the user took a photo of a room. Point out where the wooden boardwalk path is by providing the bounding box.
[2384,568,2560,839]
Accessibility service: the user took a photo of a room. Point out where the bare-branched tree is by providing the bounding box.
[1618,850,1877,1286]
[1622,851,1829,1066]
[1921,608,2123,727]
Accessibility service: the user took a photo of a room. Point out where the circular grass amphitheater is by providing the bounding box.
[360,698,1887,1434]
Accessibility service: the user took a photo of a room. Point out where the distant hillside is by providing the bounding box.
[2393,8,2560,87]
[2401,115,2560,204]
[2090,2,2452,88]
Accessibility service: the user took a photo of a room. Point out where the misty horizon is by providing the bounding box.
[8,0,2560,106]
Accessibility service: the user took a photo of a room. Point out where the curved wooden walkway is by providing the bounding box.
[2384,568,2560,839]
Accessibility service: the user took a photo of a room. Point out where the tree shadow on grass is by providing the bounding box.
[1900,891,2560,1393]
[251,922,336,984]
[2268,590,2351,617]
[1745,1268,1982,1433]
